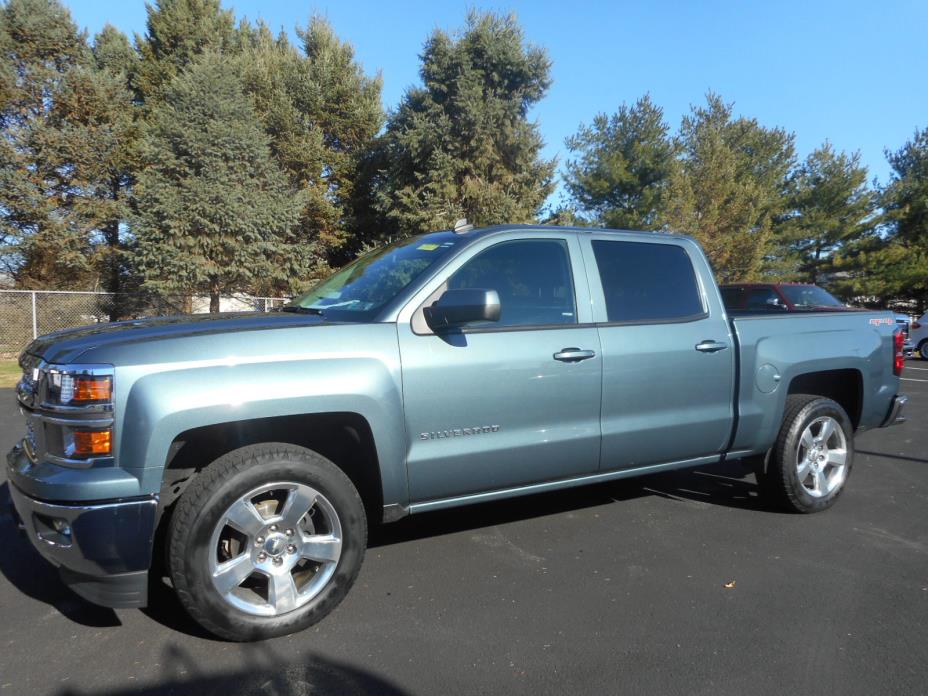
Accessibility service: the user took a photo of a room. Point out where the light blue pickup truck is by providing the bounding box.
[7,225,908,641]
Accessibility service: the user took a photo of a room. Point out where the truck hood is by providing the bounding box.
[24,311,328,365]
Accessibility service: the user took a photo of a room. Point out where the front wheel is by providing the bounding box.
[167,443,366,641]
[919,340,928,361]
[763,395,854,513]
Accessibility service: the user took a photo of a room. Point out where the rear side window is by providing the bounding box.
[592,240,704,323]
[746,288,783,310]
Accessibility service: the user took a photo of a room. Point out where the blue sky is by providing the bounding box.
[68,0,927,207]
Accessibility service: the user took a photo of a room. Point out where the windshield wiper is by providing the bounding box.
[279,306,325,316]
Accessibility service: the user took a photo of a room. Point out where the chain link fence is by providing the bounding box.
[0,290,291,358]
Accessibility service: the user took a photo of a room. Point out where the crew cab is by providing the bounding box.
[7,225,908,641]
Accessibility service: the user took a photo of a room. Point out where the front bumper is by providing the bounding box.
[7,445,156,608]
[880,394,908,428]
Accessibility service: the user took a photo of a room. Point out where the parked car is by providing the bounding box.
[911,312,928,359]
[8,225,908,641]
[895,314,916,358]
[720,282,849,312]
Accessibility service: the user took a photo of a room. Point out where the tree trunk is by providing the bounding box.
[209,288,221,313]
[104,181,122,321]
[103,219,121,321]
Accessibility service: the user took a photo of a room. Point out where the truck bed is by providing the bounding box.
[727,309,899,456]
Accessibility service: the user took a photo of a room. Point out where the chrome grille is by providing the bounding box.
[15,353,42,409]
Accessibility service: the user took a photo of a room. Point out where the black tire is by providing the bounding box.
[763,394,854,513]
[919,340,928,361]
[167,443,366,641]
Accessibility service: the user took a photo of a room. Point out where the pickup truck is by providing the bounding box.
[7,225,909,641]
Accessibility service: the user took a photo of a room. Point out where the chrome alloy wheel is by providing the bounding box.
[796,416,848,498]
[207,481,343,617]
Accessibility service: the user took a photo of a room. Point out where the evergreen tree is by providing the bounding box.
[882,127,928,312]
[237,18,382,277]
[132,53,306,311]
[0,0,93,287]
[373,11,555,236]
[134,0,235,99]
[540,203,589,227]
[564,94,676,229]
[41,25,141,303]
[837,128,928,312]
[661,94,794,282]
[93,23,137,78]
[771,143,873,283]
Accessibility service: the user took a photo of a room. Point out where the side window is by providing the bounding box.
[591,240,704,323]
[720,287,744,310]
[448,239,576,327]
[746,288,782,310]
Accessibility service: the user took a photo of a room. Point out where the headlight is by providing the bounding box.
[47,368,113,406]
[16,362,116,468]
[54,373,112,404]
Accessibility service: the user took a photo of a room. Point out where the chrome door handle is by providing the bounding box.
[553,348,596,362]
[695,340,728,353]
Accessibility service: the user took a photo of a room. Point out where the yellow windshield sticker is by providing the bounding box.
[417,243,440,251]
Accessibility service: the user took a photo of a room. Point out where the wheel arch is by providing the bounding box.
[158,412,385,525]
[786,368,863,429]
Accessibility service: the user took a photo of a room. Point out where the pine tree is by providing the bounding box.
[373,11,555,237]
[132,53,306,311]
[882,127,928,312]
[661,94,795,282]
[0,0,98,288]
[40,25,142,303]
[237,18,382,277]
[134,0,235,99]
[837,128,928,312]
[564,94,677,230]
[771,143,874,283]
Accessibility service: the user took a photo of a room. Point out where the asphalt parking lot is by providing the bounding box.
[1,365,926,696]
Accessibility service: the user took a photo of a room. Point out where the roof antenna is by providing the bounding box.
[453,218,474,233]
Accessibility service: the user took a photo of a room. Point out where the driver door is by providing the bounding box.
[397,233,603,504]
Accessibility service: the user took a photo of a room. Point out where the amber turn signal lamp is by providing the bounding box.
[72,375,112,402]
[72,429,112,456]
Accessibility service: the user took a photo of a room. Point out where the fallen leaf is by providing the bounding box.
[724,580,736,589]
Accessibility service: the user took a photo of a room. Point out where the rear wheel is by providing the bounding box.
[919,340,928,360]
[763,395,854,513]
[168,443,366,641]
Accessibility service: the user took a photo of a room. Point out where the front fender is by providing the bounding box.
[115,351,407,507]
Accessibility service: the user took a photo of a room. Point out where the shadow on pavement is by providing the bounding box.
[370,458,770,548]
[857,449,928,465]
[143,573,222,641]
[58,643,408,696]
[0,481,122,628]
[638,460,770,510]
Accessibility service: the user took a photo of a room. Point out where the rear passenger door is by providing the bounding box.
[580,235,735,471]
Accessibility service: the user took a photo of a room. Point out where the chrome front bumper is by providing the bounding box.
[880,394,908,428]
[7,445,157,608]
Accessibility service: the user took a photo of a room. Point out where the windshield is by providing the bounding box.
[286,232,463,321]
[779,285,845,309]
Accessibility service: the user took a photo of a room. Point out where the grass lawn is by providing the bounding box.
[0,359,20,388]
